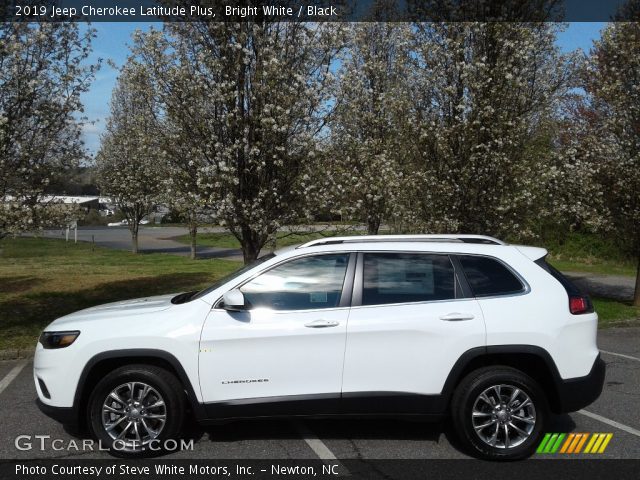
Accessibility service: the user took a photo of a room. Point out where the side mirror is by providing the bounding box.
[222,289,246,311]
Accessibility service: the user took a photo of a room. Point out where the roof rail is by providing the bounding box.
[297,234,506,248]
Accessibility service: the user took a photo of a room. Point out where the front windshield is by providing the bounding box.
[190,253,276,301]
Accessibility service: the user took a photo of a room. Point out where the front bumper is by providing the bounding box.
[35,398,78,427]
[555,354,606,413]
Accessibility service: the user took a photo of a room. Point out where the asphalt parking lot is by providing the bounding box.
[0,328,638,461]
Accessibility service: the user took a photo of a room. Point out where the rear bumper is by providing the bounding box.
[555,354,605,413]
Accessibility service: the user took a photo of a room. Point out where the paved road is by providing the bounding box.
[0,328,638,460]
[565,272,636,302]
[40,226,244,261]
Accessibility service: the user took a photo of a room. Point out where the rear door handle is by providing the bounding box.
[305,319,340,328]
[440,312,475,321]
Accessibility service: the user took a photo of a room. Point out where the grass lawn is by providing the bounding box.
[175,232,242,248]
[541,233,637,277]
[592,297,640,328]
[547,259,636,277]
[0,237,240,351]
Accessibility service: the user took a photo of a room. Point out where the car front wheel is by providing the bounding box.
[87,364,185,457]
[451,366,549,460]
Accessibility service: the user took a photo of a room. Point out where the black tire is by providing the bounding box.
[451,366,549,460]
[87,364,185,457]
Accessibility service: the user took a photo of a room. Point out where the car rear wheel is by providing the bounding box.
[451,366,548,460]
[88,364,185,457]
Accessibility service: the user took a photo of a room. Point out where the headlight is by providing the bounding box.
[39,331,80,349]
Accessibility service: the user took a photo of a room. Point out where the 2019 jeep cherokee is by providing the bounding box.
[34,234,605,460]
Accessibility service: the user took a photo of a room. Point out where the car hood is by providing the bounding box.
[48,294,177,327]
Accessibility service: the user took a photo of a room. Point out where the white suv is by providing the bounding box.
[34,235,605,460]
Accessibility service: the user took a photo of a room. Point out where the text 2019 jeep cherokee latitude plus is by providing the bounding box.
[34,234,605,460]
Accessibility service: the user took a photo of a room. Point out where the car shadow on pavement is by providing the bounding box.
[56,414,577,459]
[188,413,577,442]
[548,413,578,432]
[186,414,577,459]
[191,418,444,443]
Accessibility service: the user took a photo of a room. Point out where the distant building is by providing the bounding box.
[39,195,117,216]
[41,195,99,211]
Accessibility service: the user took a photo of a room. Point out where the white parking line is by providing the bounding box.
[294,422,349,474]
[600,350,640,362]
[295,421,338,460]
[0,360,28,396]
[578,410,640,438]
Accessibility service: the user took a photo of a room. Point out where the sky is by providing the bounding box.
[80,22,606,156]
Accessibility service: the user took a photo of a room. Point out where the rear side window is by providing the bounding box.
[362,253,456,305]
[534,257,581,295]
[459,255,524,297]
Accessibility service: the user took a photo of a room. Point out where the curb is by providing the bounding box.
[0,349,34,360]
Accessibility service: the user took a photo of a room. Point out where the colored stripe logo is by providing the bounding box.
[537,433,613,454]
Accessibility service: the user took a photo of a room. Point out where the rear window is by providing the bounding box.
[459,255,525,297]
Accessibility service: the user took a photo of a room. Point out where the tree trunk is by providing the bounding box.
[189,222,197,260]
[131,231,139,254]
[367,216,381,235]
[634,254,640,307]
[130,223,139,254]
[241,237,260,264]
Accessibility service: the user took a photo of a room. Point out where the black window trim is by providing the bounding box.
[535,256,581,296]
[534,256,593,313]
[454,253,530,299]
[214,252,357,312]
[450,255,474,298]
[351,251,472,308]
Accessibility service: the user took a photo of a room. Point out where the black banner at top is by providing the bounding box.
[0,0,638,22]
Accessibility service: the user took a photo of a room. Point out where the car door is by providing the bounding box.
[341,251,486,412]
[199,252,355,409]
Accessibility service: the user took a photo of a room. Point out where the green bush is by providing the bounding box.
[542,232,632,264]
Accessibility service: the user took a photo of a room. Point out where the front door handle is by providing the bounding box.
[440,312,475,321]
[305,319,340,328]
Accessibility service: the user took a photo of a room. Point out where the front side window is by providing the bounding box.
[240,254,350,310]
[458,255,524,297]
[192,253,276,301]
[362,253,456,306]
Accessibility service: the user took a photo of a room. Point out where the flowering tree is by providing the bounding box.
[0,23,98,238]
[134,22,342,263]
[328,21,414,234]
[408,22,578,237]
[539,93,608,243]
[96,63,164,253]
[128,29,220,260]
[584,20,640,305]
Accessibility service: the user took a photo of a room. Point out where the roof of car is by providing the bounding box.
[269,235,547,261]
[296,234,506,248]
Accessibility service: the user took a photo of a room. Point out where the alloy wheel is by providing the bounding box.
[101,381,167,450]
[471,383,536,449]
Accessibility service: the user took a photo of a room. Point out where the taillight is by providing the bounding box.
[569,295,593,315]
